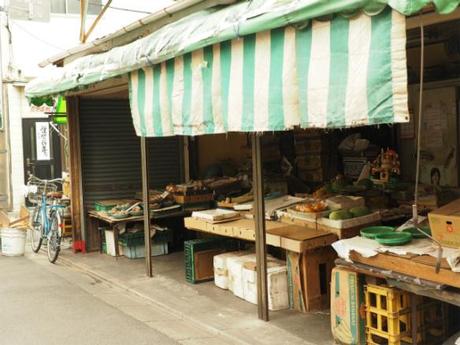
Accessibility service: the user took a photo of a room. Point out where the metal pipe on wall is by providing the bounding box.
[251,133,269,321]
[141,136,152,277]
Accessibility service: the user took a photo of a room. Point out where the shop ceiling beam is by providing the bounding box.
[406,7,460,29]
[141,136,153,277]
[40,0,236,67]
[251,133,269,321]
[82,0,113,44]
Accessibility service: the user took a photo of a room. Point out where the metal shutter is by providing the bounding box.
[79,98,183,215]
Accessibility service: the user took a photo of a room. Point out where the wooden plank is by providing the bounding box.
[268,226,337,252]
[411,255,452,270]
[349,252,460,289]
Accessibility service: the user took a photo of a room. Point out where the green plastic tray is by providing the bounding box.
[402,226,431,239]
[375,232,412,246]
[360,226,395,239]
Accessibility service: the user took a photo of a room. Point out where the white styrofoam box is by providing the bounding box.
[214,251,252,290]
[318,211,381,229]
[227,254,256,298]
[242,259,289,311]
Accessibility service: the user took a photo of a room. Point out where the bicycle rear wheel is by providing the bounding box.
[47,211,62,264]
[30,206,43,253]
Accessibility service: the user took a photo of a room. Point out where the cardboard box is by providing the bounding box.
[194,249,224,282]
[330,267,366,345]
[428,198,460,248]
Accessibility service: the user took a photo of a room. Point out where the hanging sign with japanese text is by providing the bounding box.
[35,122,50,160]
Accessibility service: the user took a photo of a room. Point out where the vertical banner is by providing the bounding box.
[35,122,50,160]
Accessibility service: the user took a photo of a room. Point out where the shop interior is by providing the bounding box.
[59,16,460,344]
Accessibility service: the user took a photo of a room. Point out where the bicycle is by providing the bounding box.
[27,175,66,263]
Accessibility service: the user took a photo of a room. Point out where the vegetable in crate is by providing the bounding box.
[329,210,353,220]
[295,201,328,213]
[349,206,370,218]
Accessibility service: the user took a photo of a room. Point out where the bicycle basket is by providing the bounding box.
[27,182,58,204]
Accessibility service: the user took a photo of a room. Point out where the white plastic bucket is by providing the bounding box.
[1,228,26,256]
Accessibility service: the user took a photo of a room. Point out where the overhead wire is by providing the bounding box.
[9,21,67,51]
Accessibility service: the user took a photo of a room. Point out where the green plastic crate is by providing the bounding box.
[94,202,117,212]
[119,229,173,247]
[119,231,144,247]
[184,238,238,284]
[154,229,174,243]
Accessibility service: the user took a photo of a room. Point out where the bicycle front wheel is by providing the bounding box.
[47,211,62,264]
[30,206,43,253]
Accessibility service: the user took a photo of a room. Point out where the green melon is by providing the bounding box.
[329,210,353,220]
[349,206,370,218]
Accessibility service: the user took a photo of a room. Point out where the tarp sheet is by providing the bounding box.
[129,8,409,136]
[25,0,459,98]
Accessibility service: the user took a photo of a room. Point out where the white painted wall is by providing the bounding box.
[1,0,173,211]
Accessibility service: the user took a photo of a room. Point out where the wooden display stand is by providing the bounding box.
[185,217,338,312]
[287,246,337,312]
[278,212,380,239]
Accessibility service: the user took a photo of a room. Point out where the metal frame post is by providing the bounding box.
[251,133,269,321]
[141,136,152,277]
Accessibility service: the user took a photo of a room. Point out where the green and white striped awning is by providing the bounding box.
[128,7,409,137]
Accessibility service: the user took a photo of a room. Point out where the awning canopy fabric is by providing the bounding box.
[129,8,408,137]
[25,0,459,98]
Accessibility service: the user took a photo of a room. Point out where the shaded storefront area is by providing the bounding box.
[27,0,460,343]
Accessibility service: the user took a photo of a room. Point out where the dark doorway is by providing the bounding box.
[22,118,62,183]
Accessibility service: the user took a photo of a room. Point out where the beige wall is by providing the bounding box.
[196,133,248,176]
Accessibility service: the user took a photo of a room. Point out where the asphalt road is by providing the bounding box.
[0,254,180,345]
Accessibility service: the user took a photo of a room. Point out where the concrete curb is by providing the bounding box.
[57,254,252,345]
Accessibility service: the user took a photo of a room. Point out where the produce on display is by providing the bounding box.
[294,200,328,213]
[329,210,353,220]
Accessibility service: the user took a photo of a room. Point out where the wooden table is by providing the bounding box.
[184,217,337,253]
[88,208,190,255]
[185,217,338,311]
[349,251,460,289]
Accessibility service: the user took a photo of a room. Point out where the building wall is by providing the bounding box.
[1,1,173,211]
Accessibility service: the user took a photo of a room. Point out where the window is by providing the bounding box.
[51,0,102,15]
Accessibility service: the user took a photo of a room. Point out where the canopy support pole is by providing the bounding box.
[141,136,152,277]
[251,133,269,321]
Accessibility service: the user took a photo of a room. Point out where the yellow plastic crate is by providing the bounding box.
[365,284,414,345]
[365,284,447,345]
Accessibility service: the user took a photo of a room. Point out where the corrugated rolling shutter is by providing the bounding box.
[79,99,183,247]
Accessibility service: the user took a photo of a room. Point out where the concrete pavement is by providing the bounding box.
[0,253,235,345]
[56,250,332,345]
